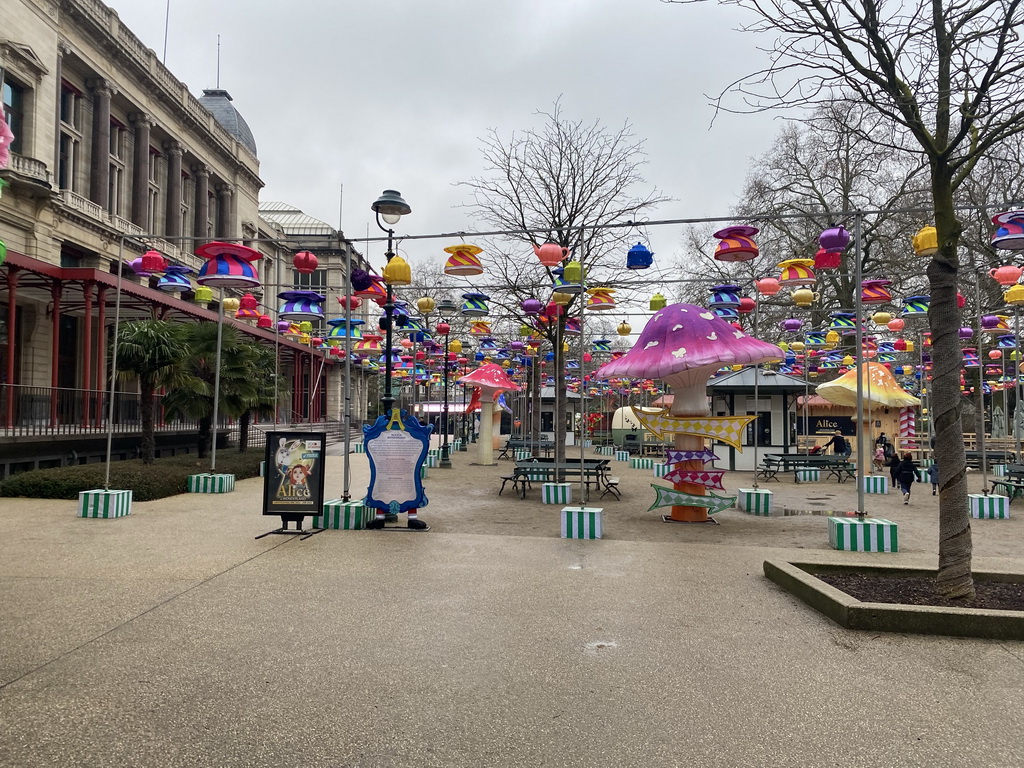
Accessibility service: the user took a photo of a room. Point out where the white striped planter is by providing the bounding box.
[597,446,615,456]
[561,506,603,539]
[737,488,773,516]
[514,450,533,462]
[796,469,820,483]
[615,451,629,462]
[420,465,428,480]
[862,475,889,495]
[915,468,929,483]
[187,473,235,493]
[993,464,1008,477]
[630,457,654,470]
[969,494,1010,519]
[311,499,373,530]
[354,443,366,454]
[425,455,437,468]
[653,463,672,478]
[78,489,132,519]
[828,516,899,552]
[542,483,572,505]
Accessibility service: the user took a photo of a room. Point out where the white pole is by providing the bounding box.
[210,287,224,473]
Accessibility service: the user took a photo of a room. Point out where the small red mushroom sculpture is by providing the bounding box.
[595,303,783,522]
[457,363,522,466]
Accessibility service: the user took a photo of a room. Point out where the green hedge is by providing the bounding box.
[0,451,263,502]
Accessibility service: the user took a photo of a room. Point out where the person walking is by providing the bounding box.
[928,461,939,496]
[896,452,919,504]
[826,429,846,455]
[887,452,901,489]
[873,443,887,471]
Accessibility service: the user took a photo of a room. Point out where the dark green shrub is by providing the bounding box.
[0,451,263,501]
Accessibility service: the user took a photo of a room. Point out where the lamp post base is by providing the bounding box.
[439,444,452,468]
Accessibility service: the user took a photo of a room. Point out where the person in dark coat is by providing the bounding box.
[896,452,919,504]
[887,452,901,488]
[825,429,846,455]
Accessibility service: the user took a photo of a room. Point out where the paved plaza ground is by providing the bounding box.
[1,444,1022,767]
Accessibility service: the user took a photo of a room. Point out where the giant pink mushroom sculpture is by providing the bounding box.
[458,363,522,466]
[595,303,783,522]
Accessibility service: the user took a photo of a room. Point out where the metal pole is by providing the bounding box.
[381,230,396,416]
[104,237,126,490]
[1016,307,1022,461]
[752,296,761,489]
[342,241,353,500]
[976,272,989,493]
[853,212,866,516]
[210,286,225,473]
[578,294,587,504]
[440,331,452,468]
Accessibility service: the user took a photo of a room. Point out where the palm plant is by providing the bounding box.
[235,341,285,452]
[114,320,185,464]
[161,322,255,458]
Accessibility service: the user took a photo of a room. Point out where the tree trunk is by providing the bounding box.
[198,415,212,459]
[238,409,251,453]
[139,376,156,465]
[928,166,975,600]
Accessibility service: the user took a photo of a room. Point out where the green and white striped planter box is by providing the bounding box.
[425,455,437,468]
[354,443,366,454]
[542,482,572,505]
[630,457,654,470]
[311,499,373,530]
[915,468,930,483]
[828,516,899,552]
[428,449,440,459]
[653,463,672,478]
[796,469,820,483]
[78,489,132,519]
[420,465,428,480]
[187,473,235,493]
[561,506,603,539]
[582,439,593,448]
[919,458,934,467]
[969,494,1010,519]
[737,488,773,516]
[514,450,533,461]
[993,464,1008,477]
[615,450,629,462]
[597,446,615,456]
[523,468,548,482]
[862,475,889,495]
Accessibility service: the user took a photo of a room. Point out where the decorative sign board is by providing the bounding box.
[365,409,431,515]
[262,431,327,518]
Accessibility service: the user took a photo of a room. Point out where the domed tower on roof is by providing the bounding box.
[198,89,257,156]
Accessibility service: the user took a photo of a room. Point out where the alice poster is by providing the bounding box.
[262,431,327,517]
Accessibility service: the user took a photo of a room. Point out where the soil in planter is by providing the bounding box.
[817,572,1024,612]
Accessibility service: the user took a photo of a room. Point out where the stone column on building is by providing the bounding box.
[88,78,113,209]
[193,163,210,244]
[130,113,152,227]
[215,183,234,240]
[164,140,182,239]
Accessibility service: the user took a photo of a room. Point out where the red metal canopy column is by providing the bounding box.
[50,280,62,427]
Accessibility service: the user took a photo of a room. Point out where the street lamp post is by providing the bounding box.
[437,299,458,468]
[370,190,412,417]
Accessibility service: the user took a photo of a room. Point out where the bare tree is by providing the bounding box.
[459,102,669,463]
[668,0,1024,598]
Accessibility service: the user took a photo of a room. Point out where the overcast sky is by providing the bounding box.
[111,0,782,276]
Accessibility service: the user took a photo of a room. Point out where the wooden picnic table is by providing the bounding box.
[507,459,619,500]
[758,453,856,483]
[498,438,555,459]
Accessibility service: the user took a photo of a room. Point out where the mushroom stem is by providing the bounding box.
[478,393,496,466]
[667,378,713,523]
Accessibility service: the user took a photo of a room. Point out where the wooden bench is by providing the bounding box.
[755,458,780,482]
[965,450,1017,470]
[990,479,1024,501]
[498,474,526,496]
